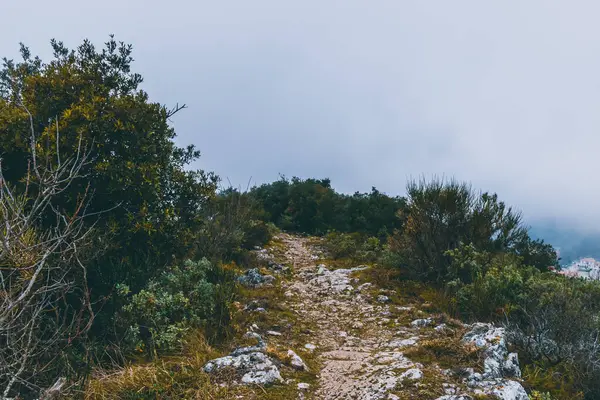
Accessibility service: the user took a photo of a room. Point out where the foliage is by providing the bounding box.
[454,263,534,320]
[507,275,600,399]
[83,333,228,399]
[322,231,383,262]
[196,189,275,265]
[0,102,96,397]
[0,38,219,319]
[386,178,557,282]
[250,177,406,237]
[442,242,600,398]
[118,259,234,357]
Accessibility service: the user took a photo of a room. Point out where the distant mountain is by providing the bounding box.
[528,221,600,266]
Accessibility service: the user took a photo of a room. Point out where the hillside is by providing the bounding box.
[90,233,528,399]
[2,38,599,400]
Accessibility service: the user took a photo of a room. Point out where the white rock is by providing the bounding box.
[462,323,524,381]
[304,343,316,352]
[298,382,311,391]
[387,337,419,348]
[503,353,521,378]
[357,282,373,292]
[266,330,282,336]
[411,318,433,328]
[400,368,423,381]
[490,380,529,400]
[244,331,262,341]
[377,295,390,303]
[204,352,282,386]
[287,349,309,371]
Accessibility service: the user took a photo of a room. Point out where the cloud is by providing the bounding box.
[2,0,600,229]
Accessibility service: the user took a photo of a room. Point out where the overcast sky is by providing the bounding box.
[2,1,600,230]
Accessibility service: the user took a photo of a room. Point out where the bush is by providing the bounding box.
[386,178,557,282]
[507,275,600,399]
[454,264,534,320]
[118,259,234,357]
[322,231,383,262]
[250,177,406,237]
[196,189,275,265]
[0,38,223,361]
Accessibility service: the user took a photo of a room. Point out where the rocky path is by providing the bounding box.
[279,234,419,399]
[204,233,530,400]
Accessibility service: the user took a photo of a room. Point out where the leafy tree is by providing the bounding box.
[0,37,217,285]
[250,177,405,236]
[0,37,219,347]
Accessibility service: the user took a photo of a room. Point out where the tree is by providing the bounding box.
[0,37,218,334]
[0,107,95,398]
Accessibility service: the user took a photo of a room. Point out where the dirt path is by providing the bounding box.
[278,234,424,400]
[209,233,528,399]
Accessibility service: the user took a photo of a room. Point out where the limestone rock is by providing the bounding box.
[203,352,282,386]
[238,268,275,288]
[304,343,316,352]
[377,295,390,303]
[400,368,423,381]
[411,318,433,328]
[457,323,528,399]
[490,379,529,400]
[287,349,309,371]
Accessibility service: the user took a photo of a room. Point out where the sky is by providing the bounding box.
[2,1,600,231]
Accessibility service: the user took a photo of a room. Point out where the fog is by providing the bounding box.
[3,0,600,231]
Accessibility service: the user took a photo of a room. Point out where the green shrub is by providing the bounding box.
[250,177,405,237]
[506,275,600,398]
[454,264,534,320]
[385,178,556,282]
[323,231,361,259]
[118,259,233,356]
[196,189,275,265]
[322,231,383,262]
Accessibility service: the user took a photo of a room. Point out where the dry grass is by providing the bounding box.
[82,331,312,400]
[404,333,482,371]
[83,333,231,399]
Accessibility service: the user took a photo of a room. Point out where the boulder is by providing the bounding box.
[490,380,529,400]
[203,351,282,386]
[400,368,423,381]
[462,323,522,380]
[377,295,390,303]
[411,318,433,328]
[238,268,275,288]
[304,343,316,352]
[458,323,528,399]
[287,349,309,371]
